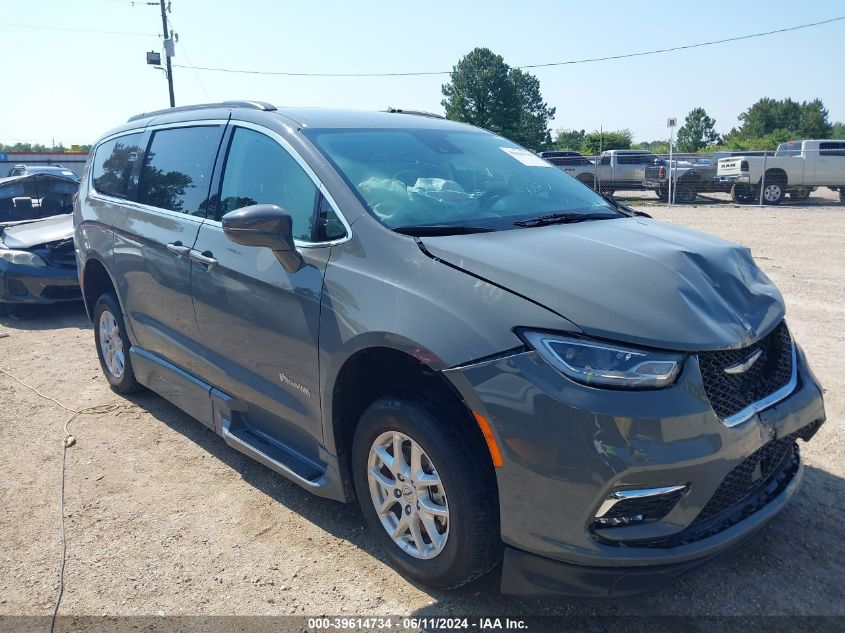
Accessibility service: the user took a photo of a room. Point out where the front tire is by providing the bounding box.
[93,292,143,394]
[352,396,500,589]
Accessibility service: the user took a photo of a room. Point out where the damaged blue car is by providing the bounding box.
[0,173,80,313]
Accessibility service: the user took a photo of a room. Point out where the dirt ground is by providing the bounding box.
[1,190,843,626]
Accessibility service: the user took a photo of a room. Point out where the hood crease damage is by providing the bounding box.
[421,218,784,352]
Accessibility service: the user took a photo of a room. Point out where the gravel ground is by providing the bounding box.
[0,191,843,628]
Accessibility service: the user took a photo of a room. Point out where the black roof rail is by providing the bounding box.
[127,100,277,122]
[385,107,445,120]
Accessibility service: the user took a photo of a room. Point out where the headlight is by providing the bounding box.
[522,331,683,389]
[0,250,47,267]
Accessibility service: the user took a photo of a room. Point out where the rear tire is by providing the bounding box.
[93,292,143,394]
[760,176,785,205]
[789,188,811,201]
[731,183,755,205]
[656,187,669,202]
[675,180,698,203]
[351,396,500,589]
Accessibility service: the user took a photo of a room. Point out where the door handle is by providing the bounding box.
[166,242,191,258]
[189,249,218,268]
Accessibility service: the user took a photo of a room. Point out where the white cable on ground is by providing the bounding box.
[0,366,130,633]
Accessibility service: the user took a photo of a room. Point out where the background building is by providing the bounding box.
[0,151,88,178]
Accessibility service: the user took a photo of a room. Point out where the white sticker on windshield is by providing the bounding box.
[499,147,552,167]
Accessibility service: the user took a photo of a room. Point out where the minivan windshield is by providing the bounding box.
[304,128,619,231]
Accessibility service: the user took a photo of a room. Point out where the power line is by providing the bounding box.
[173,15,845,78]
[167,16,210,101]
[0,21,158,37]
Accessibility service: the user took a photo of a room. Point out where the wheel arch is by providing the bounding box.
[81,256,120,321]
[327,344,497,502]
[576,172,596,189]
[762,168,788,187]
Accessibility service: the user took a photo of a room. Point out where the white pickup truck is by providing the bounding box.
[717,139,845,205]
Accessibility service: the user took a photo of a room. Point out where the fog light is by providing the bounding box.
[595,513,645,527]
[593,484,688,529]
[6,278,28,296]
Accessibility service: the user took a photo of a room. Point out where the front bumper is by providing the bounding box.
[445,343,825,595]
[501,537,731,597]
[0,262,81,304]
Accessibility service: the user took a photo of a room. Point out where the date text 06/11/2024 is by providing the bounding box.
[306,617,529,630]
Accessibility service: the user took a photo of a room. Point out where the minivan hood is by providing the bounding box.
[421,218,784,351]
[1,214,74,249]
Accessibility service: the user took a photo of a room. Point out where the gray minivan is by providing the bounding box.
[75,101,826,596]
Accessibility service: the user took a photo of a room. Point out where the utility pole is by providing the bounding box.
[159,0,175,107]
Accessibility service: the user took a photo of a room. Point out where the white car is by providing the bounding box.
[717,140,845,205]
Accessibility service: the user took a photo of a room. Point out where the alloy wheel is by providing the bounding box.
[367,430,449,559]
[98,310,125,379]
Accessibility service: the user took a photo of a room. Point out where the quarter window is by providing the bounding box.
[316,195,347,242]
[92,133,143,199]
[138,126,223,215]
[217,127,318,241]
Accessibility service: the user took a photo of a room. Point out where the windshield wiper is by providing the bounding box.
[513,212,617,228]
[392,224,496,237]
[599,194,651,218]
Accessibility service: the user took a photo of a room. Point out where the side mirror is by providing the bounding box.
[222,204,303,273]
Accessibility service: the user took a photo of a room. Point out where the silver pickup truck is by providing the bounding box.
[642,151,771,203]
[547,150,660,195]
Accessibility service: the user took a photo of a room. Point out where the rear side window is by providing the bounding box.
[216,127,318,241]
[820,142,845,156]
[618,154,655,165]
[138,125,222,216]
[548,157,590,166]
[91,133,143,198]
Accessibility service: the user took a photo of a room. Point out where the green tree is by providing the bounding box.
[832,122,845,140]
[442,48,517,136]
[725,98,832,144]
[553,129,586,151]
[676,108,720,152]
[580,129,632,155]
[799,99,833,138]
[507,68,555,150]
[441,48,555,151]
[633,140,671,154]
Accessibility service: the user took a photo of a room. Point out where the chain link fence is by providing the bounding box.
[540,143,845,207]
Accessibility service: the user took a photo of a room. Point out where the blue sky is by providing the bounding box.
[1,0,843,147]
